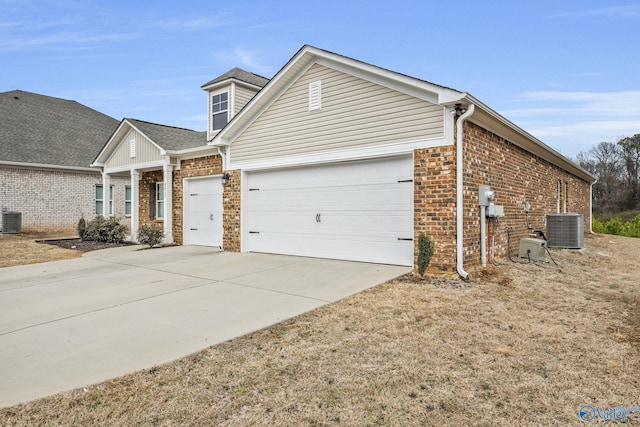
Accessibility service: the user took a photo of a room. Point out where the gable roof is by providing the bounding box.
[92,118,208,166]
[215,45,595,183]
[201,67,270,91]
[126,119,207,151]
[0,90,118,169]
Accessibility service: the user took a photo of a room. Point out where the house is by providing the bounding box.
[0,90,127,233]
[93,45,596,276]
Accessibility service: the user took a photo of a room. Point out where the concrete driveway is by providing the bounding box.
[0,245,410,408]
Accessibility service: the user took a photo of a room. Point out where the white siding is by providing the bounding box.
[235,85,258,116]
[231,64,445,164]
[105,129,162,168]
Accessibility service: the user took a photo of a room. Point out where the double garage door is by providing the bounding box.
[246,156,414,266]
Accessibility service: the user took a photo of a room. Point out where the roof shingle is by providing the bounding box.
[0,90,119,168]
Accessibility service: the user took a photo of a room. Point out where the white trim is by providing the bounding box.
[240,169,248,253]
[103,160,167,174]
[229,136,450,172]
[0,160,98,173]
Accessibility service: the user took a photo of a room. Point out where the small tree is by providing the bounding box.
[417,232,435,277]
[137,223,164,248]
[77,217,86,240]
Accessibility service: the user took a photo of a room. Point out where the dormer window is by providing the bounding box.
[212,92,228,131]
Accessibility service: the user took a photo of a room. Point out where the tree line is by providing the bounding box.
[576,133,640,218]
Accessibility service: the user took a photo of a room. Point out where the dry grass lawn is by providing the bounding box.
[0,233,80,268]
[1,233,639,425]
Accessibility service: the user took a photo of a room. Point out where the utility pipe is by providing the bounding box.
[456,104,475,279]
[480,205,487,267]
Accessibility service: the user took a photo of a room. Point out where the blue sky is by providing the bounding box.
[1,0,639,158]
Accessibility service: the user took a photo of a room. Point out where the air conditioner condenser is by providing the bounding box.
[518,238,546,261]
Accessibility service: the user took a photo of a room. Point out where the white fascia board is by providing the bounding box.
[0,160,98,173]
[229,136,451,172]
[103,159,167,175]
[166,145,219,161]
[93,119,129,164]
[201,78,263,93]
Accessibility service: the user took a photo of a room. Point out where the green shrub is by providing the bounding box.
[82,215,127,243]
[593,214,640,238]
[417,232,435,277]
[137,223,164,248]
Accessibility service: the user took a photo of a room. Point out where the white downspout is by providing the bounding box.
[456,104,475,279]
[589,179,597,233]
[217,146,228,170]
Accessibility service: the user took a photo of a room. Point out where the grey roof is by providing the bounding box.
[0,90,119,168]
[126,119,207,151]
[201,67,269,89]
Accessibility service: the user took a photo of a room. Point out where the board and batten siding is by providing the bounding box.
[230,64,445,164]
[104,129,163,169]
[234,85,258,116]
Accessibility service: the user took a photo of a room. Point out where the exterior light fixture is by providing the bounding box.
[221,172,231,186]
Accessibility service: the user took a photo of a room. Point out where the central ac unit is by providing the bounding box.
[1,211,22,234]
[547,213,584,249]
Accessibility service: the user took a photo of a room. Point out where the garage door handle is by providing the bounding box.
[249,231,259,234]
[190,228,198,231]
[397,238,413,241]
[316,213,321,223]
[190,193,198,196]
[210,214,214,221]
[398,179,413,183]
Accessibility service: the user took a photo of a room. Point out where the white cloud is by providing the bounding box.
[499,90,640,156]
[213,46,275,76]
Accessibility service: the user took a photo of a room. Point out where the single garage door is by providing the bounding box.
[246,156,413,266]
[184,176,223,247]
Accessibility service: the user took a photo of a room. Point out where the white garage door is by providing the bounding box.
[246,156,414,266]
[185,177,223,247]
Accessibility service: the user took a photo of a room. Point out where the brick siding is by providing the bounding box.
[0,166,130,233]
[413,120,591,273]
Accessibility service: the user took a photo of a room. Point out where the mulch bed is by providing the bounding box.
[39,239,135,253]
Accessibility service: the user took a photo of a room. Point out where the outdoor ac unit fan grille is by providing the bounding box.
[1,212,22,234]
[546,213,584,249]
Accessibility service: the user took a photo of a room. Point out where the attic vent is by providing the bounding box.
[309,80,321,111]
[129,138,136,158]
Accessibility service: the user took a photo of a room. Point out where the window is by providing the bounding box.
[95,185,114,215]
[156,182,165,219]
[212,92,228,131]
[125,186,132,216]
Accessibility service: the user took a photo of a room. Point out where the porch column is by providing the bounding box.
[163,164,174,244]
[130,169,139,242]
[102,173,111,217]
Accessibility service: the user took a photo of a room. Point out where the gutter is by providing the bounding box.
[0,160,98,173]
[456,104,475,280]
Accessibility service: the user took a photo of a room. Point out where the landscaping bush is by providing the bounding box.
[137,223,164,248]
[417,232,435,277]
[82,215,127,243]
[593,214,640,238]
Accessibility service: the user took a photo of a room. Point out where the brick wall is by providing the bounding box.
[414,146,457,273]
[461,121,590,269]
[222,169,241,252]
[139,170,164,232]
[0,166,130,233]
[412,121,591,273]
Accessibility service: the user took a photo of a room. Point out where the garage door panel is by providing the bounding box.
[246,156,413,266]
